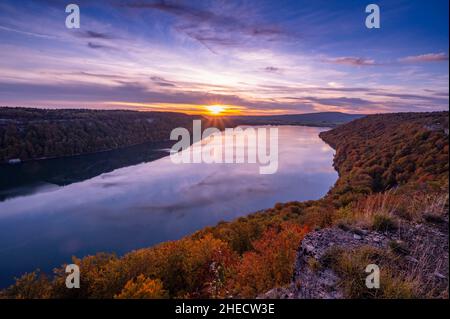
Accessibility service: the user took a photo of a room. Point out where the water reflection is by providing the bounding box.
[0,126,337,287]
[0,140,174,201]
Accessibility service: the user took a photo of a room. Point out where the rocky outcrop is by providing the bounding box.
[261,218,449,299]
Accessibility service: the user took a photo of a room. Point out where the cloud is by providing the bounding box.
[0,24,55,39]
[76,72,127,80]
[432,91,449,97]
[255,85,375,95]
[150,76,177,87]
[87,42,118,51]
[75,30,116,40]
[125,1,217,20]
[291,96,377,108]
[368,92,448,104]
[264,66,281,73]
[2,79,448,114]
[324,56,376,66]
[316,87,375,93]
[424,89,449,97]
[124,0,292,52]
[0,80,315,112]
[75,29,119,52]
[399,52,449,63]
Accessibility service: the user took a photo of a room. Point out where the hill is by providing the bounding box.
[226,112,365,127]
[0,107,204,163]
[263,111,449,299]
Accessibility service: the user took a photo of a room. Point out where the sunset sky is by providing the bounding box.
[0,0,448,115]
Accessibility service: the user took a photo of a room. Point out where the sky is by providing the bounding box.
[0,0,448,115]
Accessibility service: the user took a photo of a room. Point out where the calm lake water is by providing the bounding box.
[0,126,337,287]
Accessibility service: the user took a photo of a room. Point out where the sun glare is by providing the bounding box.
[205,105,226,116]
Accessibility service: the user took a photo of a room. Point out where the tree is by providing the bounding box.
[115,275,168,299]
[1,271,51,299]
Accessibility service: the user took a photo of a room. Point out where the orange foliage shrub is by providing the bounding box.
[230,223,309,298]
[113,234,239,299]
[115,275,167,299]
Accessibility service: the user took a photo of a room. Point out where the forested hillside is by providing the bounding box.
[0,107,204,162]
[320,112,449,206]
[1,111,448,299]
[226,112,364,127]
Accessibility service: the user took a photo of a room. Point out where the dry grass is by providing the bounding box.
[319,225,449,298]
[405,239,449,298]
[333,190,448,230]
[306,257,321,273]
[328,190,449,298]
[321,246,418,298]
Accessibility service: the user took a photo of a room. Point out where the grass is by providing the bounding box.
[332,190,448,231]
[318,189,449,299]
[371,214,398,232]
[306,257,321,273]
[321,246,418,298]
[388,240,410,256]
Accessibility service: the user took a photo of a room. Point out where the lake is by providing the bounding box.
[0,126,337,287]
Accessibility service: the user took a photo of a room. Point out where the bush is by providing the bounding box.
[231,223,309,298]
[115,275,168,299]
[1,271,51,299]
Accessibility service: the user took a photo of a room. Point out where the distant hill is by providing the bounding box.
[0,107,204,163]
[226,112,365,127]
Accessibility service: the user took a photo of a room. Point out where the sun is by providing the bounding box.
[205,105,226,116]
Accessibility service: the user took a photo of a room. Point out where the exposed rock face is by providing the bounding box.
[261,218,449,299]
[292,228,390,299]
[261,228,391,299]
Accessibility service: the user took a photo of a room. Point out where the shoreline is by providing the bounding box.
[2,123,335,166]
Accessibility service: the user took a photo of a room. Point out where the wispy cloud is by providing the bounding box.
[368,92,448,105]
[263,66,281,73]
[0,24,55,39]
[75,30,117,40]
[399,52,449,63]
[125,0,293,52]
[324,57,376,67]
[150,76,177,87]
[87,42,118,51]
[288,96,377,107]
